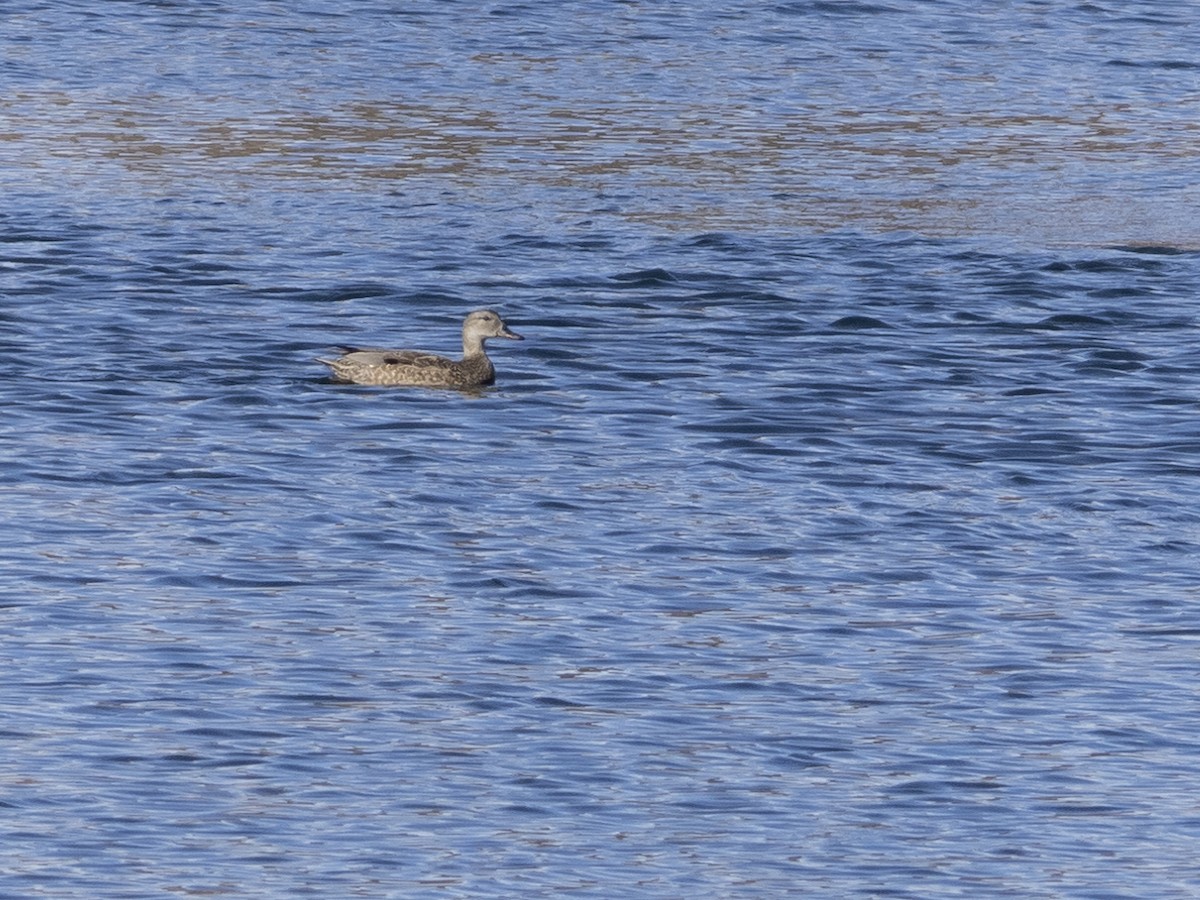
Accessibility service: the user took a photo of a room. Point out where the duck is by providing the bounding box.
[317,309,524,388]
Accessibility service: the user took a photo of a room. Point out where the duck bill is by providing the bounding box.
[499,327,524,340]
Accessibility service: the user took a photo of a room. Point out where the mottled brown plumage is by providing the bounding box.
[318,309,523,388]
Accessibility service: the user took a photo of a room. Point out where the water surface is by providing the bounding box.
[3,2,1200,898]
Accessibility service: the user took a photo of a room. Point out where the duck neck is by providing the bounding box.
[462,332,487,358]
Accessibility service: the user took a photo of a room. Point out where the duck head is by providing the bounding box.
[464,309,523,342]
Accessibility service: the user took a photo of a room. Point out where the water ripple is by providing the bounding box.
[4,2,1200,898]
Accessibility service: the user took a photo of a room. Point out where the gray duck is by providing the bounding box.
[318,309,523,388]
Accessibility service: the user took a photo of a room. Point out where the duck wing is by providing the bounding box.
[333,348,453,367]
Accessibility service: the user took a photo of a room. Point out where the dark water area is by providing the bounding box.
[4,2,1200,898]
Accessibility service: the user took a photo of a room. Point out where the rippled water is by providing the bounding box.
[4,2,1200,898]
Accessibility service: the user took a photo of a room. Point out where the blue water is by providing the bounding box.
[4,2,1200,898]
